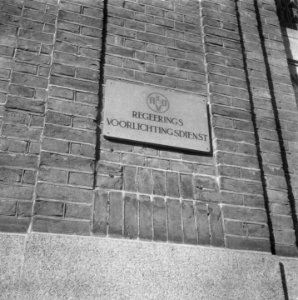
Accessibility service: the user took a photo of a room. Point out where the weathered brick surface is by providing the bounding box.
[0,0,297,256]
[237,0,298,255]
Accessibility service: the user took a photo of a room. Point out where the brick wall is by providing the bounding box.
[0,0,297,256]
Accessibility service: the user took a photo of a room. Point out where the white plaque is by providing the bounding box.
[103,80,210,152]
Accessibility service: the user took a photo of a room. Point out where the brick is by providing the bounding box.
[137,32,174,47]
[44,124,95,144]
[46,111,71,126]
[167,198,182,243]
[152,170,166,196]
[138,168,152,194]
[0,183,34,200]
[76,92,98,104]
[123,166,137,192]
[32,217,90,235]
[50,75,98,93]
[153,196,167,242]
[39,168,68,184]
[182,200,197,244]
[15,50,51,65]
[34,200,63,217]
[17,202,32,217]
[12,72,48,88]
[166,172,180,198]
[0,139,27,153]
[36,182,93,204]
[96,161,122,176]
[70,143,94,158]
[0,200,16,216]
[72,116,96,131]
[65,203,92,220]
[42,138,69,153]
[220,177,263,195]
[68,172,93,188]
[56,30,101,48]
[0,153,37,169]
[171,161,193,173]
[52,63,75,77]
[14,62,38,75]
[19,29,54,44]
[47,98,96,118]
[6,95,45,113]
[93,190,109,235]
[226,235,270,252]
[124,193,138,239]
[0,216,30,233]
[208,203,224,247]
[54,41,78,54]
[194,175,217,191]
[139,195,153,240]
[23,170,36,184]
[195,202,210,245]
[222,205,267,223]
[0,167,22,183]
[76,67,99,81]
[109,191,123,236]
[180,174,193,199]
[147,158,169,169]
[96,175,122,190]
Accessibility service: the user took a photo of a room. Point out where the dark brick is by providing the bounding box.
[180,174,193,199]
[138,168,152,194]
[6,95,45,113]
[152,170,166,196]
[19,29,54,44]
[96,161,122,176]
[36,182,93,204]
[96,175,123,190]
[195,202,210,245]
[44,124,95,144]
[167,198,182,243]
[109,191,123,236]
[139,195,153,240]
[34,200,64,217]
[0,200,16,216]
[65,203,92,220]
[124,193,138,239]
[208,203,225,247]
[166,172,179,198]
[32,217,90,235]
[50,75,98,93]
[17,202,32,217]
[226,235,271,252]
[12,72,48,88]
[68,172,93,188]
[182,200,197,244]
[153,196,167,241]
[46,111,72,126]
[0,216,30,233]
[93,190,109,235]
[123,166,137,192]
[0,153,37,169]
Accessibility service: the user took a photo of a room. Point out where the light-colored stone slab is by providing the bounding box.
[18,233,285,300]
[103,80,210,152]
[280,257,298,300]
[0,233,25,300]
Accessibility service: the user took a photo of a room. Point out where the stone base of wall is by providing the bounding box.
[1,233,297,300]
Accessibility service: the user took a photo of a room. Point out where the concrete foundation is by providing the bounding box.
[1,232,297,299]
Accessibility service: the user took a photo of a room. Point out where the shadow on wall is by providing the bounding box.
[282,28,298,106]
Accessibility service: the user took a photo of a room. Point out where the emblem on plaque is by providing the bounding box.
[146,93,170,113]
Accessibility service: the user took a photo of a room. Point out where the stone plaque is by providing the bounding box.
[103,80,210,152]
